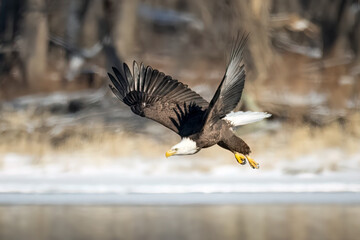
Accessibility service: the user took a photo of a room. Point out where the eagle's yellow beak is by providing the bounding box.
[165,149,176,158]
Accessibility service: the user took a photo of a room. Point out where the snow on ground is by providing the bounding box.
[0,149,359,197]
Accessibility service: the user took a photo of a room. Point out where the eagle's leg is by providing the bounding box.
[246,155,259,169]
[234,152,246,165]
[218,135,258,168]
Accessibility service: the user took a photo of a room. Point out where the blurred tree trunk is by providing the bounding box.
[20,0,48,90]
[66,0,91,52]
[0,0,24,80]
[351,16,360,62]
[0,0,21,43]
[100,0,124,72]
[236,0,273,83]
[113,0,139,58]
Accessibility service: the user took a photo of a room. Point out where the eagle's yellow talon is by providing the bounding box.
[234,152,246,165]
[235,153,259,169]
[246,155,259,169]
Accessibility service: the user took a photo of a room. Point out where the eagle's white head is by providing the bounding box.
[165,138,200,157]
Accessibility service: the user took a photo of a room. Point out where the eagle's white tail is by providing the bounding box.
[224,111,271,126]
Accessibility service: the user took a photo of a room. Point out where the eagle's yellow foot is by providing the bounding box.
[234,152,246,165]
[246,155,259,169]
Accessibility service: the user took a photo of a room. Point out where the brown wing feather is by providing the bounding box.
[109,61,209,137]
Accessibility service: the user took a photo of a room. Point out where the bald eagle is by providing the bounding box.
[108,35,271,168]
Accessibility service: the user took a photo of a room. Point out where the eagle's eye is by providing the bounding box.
[174,148,178,151]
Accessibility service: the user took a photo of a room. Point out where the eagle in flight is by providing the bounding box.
[108,35,271,169]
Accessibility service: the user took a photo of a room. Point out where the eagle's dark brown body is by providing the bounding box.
[189,120,250,155]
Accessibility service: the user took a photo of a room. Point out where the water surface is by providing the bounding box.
[0,205,359,240]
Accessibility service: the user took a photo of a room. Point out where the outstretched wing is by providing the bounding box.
[203,33,248,127]
[108,61,209,137]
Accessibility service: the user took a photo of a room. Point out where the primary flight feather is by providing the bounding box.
[108,34,271,168]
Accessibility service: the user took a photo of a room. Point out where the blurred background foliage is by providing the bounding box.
[1,0,359,122]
